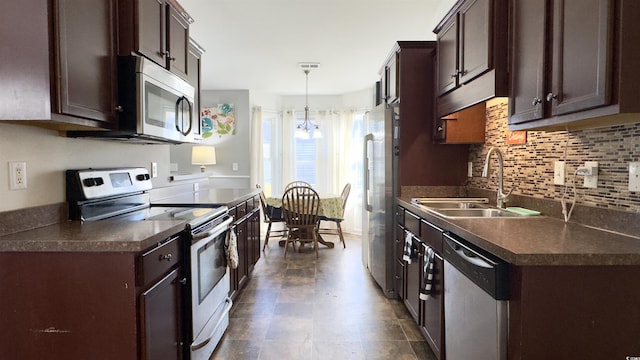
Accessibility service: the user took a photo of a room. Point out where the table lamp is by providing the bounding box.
[192,146,216,173]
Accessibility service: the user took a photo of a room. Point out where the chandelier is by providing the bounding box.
[295,65,322,139]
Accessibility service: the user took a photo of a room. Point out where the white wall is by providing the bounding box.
[279,86,374,111]
[169,90,252,179]
[0,123,172,212]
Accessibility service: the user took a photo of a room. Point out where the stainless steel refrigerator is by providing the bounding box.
[362,103,398,298]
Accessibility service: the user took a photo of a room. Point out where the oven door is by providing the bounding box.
[190,215,234,353]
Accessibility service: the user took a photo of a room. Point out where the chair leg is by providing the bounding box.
[263,222,272,251]
[337,222,345,248]
[312,229,319,258]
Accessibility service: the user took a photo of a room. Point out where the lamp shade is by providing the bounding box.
[192,146,216,172]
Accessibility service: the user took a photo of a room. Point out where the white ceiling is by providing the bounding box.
[180,0,456,96]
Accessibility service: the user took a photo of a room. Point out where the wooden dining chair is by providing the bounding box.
[281,185,320,258]
[317,183,351,248]
[257,188,287,251]
[284,180,312,192]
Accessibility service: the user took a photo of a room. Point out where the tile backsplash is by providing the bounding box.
[468,98,640,213]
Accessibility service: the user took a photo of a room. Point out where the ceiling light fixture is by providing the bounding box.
[295,64,322,139]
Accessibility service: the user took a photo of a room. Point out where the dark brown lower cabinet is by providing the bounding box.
[404,237,422,322]
[420,251,444,358]
[396,205,445,360]
[140,268,182,360]
[228,194,261,300]
[0,233,184,359]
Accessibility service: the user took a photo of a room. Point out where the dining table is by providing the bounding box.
[265,194,343,249]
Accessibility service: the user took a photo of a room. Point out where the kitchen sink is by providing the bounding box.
[416,201,487,209]
[432,208,522,218]
[410,197,528,218]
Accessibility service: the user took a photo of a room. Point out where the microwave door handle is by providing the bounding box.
[175,96,193,136]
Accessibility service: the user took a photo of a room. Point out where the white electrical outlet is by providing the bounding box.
[583,161,599,189]
[467,162,473,177]
[9,161,27,190]
[151,162,158,178]
[629,162,640,192]
[170,163,178,172]
[554,161,566,185]
[232,162,239,171]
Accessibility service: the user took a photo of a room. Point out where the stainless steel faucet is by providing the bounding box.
[482,147,512,208]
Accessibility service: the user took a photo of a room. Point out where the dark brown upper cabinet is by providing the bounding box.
[379,42,469,188]
[434,0,509,118]
[119,0,193,80]
[188,39,205,141]
[0,0,118,130]
[509,0,640,131]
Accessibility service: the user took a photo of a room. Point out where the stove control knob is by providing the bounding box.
[83,178,96,187]
[136,174,151,181]
[95,177,104,186]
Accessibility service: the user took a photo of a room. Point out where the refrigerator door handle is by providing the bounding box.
[363,133,374,212]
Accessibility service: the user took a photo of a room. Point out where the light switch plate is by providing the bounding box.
[467,162,473,177]
[232,162,239,171]
[630,162,640,191]
[554,161,565,185]
[151,162,158,178]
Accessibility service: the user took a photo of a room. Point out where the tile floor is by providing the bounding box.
[211,233,438,360]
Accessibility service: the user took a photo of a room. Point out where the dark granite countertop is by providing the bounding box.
[397,198,640,266]
[0,188,260,253]
[0,220,186,252]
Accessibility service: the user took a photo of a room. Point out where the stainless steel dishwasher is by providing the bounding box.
[443,232,509,360]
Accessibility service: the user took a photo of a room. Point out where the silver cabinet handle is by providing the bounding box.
[450,69,459,78]
[115,105,123,112]
[159,253,172,261]
[532,97,542,106]
[546,93,558,102]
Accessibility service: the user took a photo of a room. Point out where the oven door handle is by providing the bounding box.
[192,216,234,241]
[191,297,233,351]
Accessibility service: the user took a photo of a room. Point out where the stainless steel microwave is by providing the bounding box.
[68,56,197,144]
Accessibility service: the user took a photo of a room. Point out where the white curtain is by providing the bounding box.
[281,110,296,185]
[259,107,364,234]
[250,106,263,189]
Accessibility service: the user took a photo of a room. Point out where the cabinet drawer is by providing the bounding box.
[396,205,405,225]
[420,219,443,254]
[246,197,257,213]
[236,201,248,219]
[405,211,420,236]
[139,236,181,286]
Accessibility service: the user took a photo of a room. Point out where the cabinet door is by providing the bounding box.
[437,16,459,95]
[54,0,118,125]
[386,53,399,103]
[421,254,444,359]
[252,210,261,265]
[236,220,249,290]
[167,4,189,79]
[549,0,612,116]
[458,0,491,85]
[404,237,421,323]
[187,41,202,139]
[140,268,182,360]
[509,0,546,124]
[137,0,166,66]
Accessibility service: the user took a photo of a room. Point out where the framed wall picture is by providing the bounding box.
[201,103,236,138]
